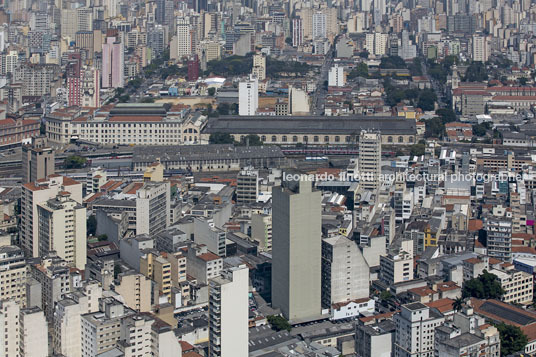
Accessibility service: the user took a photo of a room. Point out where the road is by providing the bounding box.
[311,44,335,115]
[421,59,446,108]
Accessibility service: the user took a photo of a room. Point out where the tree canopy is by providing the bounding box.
[64,155,87,169]
[464,62,489,82]
[379,56,407,69]
[347,62,368,79]
[237,134,263,146]
[87,215,97,236]
[462,270,504,299]
[267,315,291,332]
[496,322,528,356]
[209,133,235,144]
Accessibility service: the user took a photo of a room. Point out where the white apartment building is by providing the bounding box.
[251,213,272,251]
[208,266,249,357]
[21,175,83,258]
[119,315,154,356]
[490,268,533,304]
[359,130,381,190]
[472,35,490,62]
[0,246,27,306]
[394,303,445,357]
[187,244,223,284]
[312,12,327,39]
[136,181,171,236]
[0,300,20,357]
[239,76,259,116]
[20,307,48,357]
[328,64,345,87]
[321,235,370,308]
[174,18,192,59]
[38,192,87,269]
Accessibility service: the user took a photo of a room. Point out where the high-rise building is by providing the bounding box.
[0,300,20,356]
[20,306,48,357]
[239,76,259,116]
[236,167,259,204]
[272,180,322,323]
[0,246,28,307]
[288,86,310,115]
[140,251,172,301]
[37,191,87,269]
[135,181,171,236]
[394,303,445,357]
[358,131,381,190]
[21,175,83,258]
[101,36,124,88]
[328,64,345,87]
[80,66,100,107]
[114,272,152,312]
[188,54,200,81]
[118,315,154,356]
[321,235,370,308]
[292,17,303,47]
[208,265,249,357]
[173,18,192,59]
[22,136,55,184]
[252,53,266,81]
[312,12,327,39]
[472,35,490,62]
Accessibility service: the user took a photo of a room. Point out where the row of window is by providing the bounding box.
[247,135,413,143]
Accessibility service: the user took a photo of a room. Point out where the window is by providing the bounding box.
[271,135,276,142]
[314,136,319,142]
[261,135,266,141]
[388,136,393,143]
[282,135,287,142]
[335,136,340,142]
[324,136,329,142]
[398,136,404,143]
[292,135,298,142]
[409,136,414,143]
[303,136,308,142]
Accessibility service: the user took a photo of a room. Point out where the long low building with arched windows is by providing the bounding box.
[201,116,418,145]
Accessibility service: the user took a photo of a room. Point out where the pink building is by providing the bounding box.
[102,36,124,88]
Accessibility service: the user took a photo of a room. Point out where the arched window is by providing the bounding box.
[240,135,245,141]
[271,135,277,142]
[388,136,393,143]
[409,136,414,143]
[261,135,266,141]
[303,136,309,142]
[346,136,351,142]
[324,136,330,142]
[282,135,287,142]
[335,136,340,142]
[292,136,298,142]
[314,136,319,142]
[398,136,404,143]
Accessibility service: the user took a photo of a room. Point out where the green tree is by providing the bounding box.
[87,215,97,236]
[358,50,369,59]
[209,133,235,144]
[208,87,216,96]
[496,322,528,356]
[348,62,368,79]
[267,315,291,332]
[452,297,464,312]
[285,37,292,45]
[118,94,130,103]
[472,123,488,136]
[417,89,437,111]
[380,290,393,301]
[238,134,263,146]
[64,155,87,169]
[462,270,504,299]
[464,62,488,82]
[98,234,108,241]
[409,143,425,156]
[425,117,445,138]
[520,77,528,85]
[217,103,230,115]
[140,97,155,103]
[379,56,407,69]
[435,108,456,123]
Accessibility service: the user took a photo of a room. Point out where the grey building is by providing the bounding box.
[271,180,322,323]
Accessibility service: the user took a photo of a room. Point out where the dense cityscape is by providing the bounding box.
[1,0,536,356]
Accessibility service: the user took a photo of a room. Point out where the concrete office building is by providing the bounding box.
[394,303,445,357]
[380,241,414,285]
[22,136,54,184]
[136,181,170,236]
[272,180,322,323]
[119,314,154,356]
[209,265,249,357]
[358,130,381,190]
[239,76,259,116]
[236,168,259,204]
[355,319,396,357]
[321,235,370,307]
[0,246,27,307]
[20,307,48,357]
[187,244,223,284]
[193,218,227,257]
[21,175,82,258]
[37,192,87,269]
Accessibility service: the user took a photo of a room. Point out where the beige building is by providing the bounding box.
[186,244,223,284]
[251,213,272,251]
[0,246,27,306]
[136,181,170,236]
[21,175,82,258]
[140,251,172,302]
[379,241,414,285]
[20,307,48,357]
[143,162,164,182]
[272,181,322,323]
[118,314,154,356]
[37,192,87,269]
[114,272,152,312]
[490,267,533,304]
[22,136,55,184]
[252,53,266,81]
[0,300,20,357]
